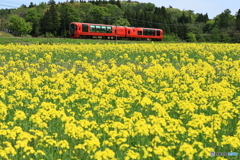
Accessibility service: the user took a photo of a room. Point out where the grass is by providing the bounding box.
[0,31,14,37]
[0,36,163,45]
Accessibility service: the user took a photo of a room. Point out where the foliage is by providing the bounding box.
[0,1,239,42]
[7,15,32,36]
[104,3,123,24]
[203,20,215,33]
[232,32,240,43]
[214,9,235,29]
[210,28,220,42]
[25,9,41,36]
[236,9,240,31]
[186,32,197,42]
[113,18,130,26]
[162,34,181,42]
[87,6,109,24]
[40,4,60,36]
[58,4,81,37]
[195,13,209,23]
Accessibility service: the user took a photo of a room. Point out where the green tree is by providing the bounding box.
[40,4,60,36]
[220,32,232,42]
[113,18,130,26]
[178,12,190,23]
[144,10,153,28]
[8,15,32,36]
[233,32,240,43]
[0,17,8,30]
[169,21,178,35]
[124,9,135,26]
[88,6,108,24]
[210,28,220,42]
[196,13,205,23]
[186,32,197,42]
[25,9,40,36]
[196,33,205,42]
[203,20,215,33]
[109,0,116,5]
[177,23,187,40]
[35,2,48,14]
[58,4,81,37]
[136,9,145,27]
[104,4,123,24]
[116,0,121,9]
[29,2,35,8]
[236,9,240,31]
[48,0,56,5]
[20,4,27,8]
[215,9,235,29]
[203,13,209,22]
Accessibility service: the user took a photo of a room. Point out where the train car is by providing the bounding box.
[69,22,164,41]
[125,27,163,41]
[69,22,126,39]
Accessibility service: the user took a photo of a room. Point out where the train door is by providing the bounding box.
[82,24,88,32]
[126,28,131,37]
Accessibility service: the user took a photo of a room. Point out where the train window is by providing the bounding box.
[143,29,155,36]
[128,31,130,34]
[69,24,76,32]
[90,25,96,32]
[82,24,88,32]
[101,26,107,33]
[157,30,160,36]
[106,26,112,33]
[138,31,142,35]
[96,26,101,32]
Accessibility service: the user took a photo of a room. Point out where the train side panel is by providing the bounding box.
[69,23,127,39]
[70,22,163,40]
[126,27,163,41]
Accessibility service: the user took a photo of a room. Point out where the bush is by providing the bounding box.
[163,34,181,42]
[196,34,206,42]
[44,32,55,38]
[186,32,197,42]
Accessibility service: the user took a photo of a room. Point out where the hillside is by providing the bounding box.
[0,0,240,42]
[0,31,14,37]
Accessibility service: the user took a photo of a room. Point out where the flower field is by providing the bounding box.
[0,42,240,160]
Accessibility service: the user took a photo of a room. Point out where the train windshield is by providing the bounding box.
[69,24,76,36]
[69,24,76,31]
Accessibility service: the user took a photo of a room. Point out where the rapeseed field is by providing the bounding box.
[0,43,239,160]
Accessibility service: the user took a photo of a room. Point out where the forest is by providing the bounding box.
[0,0,240,42]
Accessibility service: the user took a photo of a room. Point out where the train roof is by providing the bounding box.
[70,22,163,30]
[71,22,114,26]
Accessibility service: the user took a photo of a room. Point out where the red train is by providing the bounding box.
[69,22,164,41]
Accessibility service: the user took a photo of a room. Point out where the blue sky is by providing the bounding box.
[0,0,239,19]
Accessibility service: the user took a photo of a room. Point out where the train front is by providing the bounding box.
[69,22,79,38]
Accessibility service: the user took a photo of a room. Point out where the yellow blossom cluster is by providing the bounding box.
[0,43,239,159]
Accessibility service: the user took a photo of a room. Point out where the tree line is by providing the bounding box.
[0,0,240,42]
